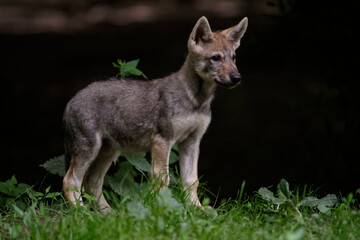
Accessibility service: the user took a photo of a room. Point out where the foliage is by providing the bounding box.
[258,178,337,218]
[112,59,147,79]
[40,145,179,199]
[40,155,65,177]
[105,161,143,198]
[33,186,62,204]
[0,176,32,210]
[0,176,30,200]
[120,152,151,173]
[0,175,359,239]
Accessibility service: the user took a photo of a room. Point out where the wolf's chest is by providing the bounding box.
[171,113,211,143]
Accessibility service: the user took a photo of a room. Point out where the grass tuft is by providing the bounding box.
[0,176,359,239]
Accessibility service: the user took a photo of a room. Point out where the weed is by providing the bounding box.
[0,176,33,212]
[0,175,359,239]
[258,178,337,225]
[112,59,147,79]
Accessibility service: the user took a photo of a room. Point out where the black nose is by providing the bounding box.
[230,72,241,84]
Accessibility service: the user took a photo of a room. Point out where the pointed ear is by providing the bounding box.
[222,17,248,49]
[188,16,214,48]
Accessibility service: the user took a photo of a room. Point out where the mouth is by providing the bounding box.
[214,78,239,89]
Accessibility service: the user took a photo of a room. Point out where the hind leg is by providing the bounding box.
[63,133,102,205]
[63,156,88,205]
[83,140,118,214]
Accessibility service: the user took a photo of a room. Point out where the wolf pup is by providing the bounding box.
[63,16,248,213]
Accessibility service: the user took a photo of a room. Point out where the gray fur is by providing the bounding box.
[64,70,211,157]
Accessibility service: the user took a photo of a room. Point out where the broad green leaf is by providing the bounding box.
[45,186,51,194]
[104,162,139,197]
[317,194,337,207]
[128,68,148,79]
[258,187,275,201]
[122,153,151,172]
[270,196,286,205]
[128,68,145,77]
[172,145,179,151]
[114,161,137,178]
[105,175,121,196]
[169,151,179,164]
[317,204,330,214]
[298,194,337,208]
[0,176,17,196]
[15,183,31,196]
[298,196,320,207]
[114,58,147,79]
[106,175,141,197]
[284,227,306,240]
[277,178,291,200]
[258,187,285,205]
[120,65,131,78]
[127,200,150,220]
[157,188,183,212]
[8,175,17,187]
[169,172,179,185]
[40,155,66,177]
[35,192,44,197]
[0,176,30,197]
[126,59,139,68]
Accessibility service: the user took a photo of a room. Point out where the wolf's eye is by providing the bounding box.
[210,55,221,62]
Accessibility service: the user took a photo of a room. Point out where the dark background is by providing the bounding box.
[2,0,359,199]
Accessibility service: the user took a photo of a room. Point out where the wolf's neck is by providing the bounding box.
[177,55,216,109]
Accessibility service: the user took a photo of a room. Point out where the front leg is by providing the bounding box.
[178,137,202,207]
[151,134,172,190]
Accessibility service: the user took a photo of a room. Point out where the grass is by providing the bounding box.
[0,177,359,240]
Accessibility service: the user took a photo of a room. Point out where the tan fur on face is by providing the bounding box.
[187,17,248,87]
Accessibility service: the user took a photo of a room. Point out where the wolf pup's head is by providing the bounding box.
[188,16,248,88]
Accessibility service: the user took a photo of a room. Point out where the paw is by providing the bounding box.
[203,205,213,210]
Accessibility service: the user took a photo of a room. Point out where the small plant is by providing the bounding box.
[258,179,337,216]
[40,155,65,177]
[0,176,359,239]
[0,175,32,210]
[339,189,360,209]
[40,146,180,200]
[34,186,62,205]
[112,59,147,79]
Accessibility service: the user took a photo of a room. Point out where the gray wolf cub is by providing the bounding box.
[63,16,248,213]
